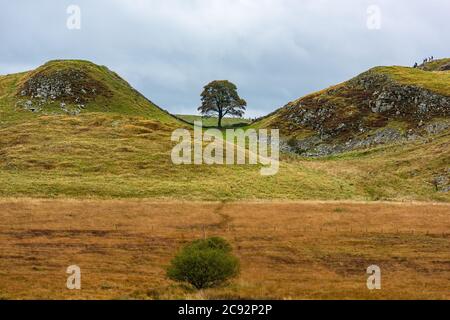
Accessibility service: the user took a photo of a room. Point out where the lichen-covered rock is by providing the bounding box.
[285,128,410,157]
[273,69,450,157]
[424,121,450,135]
[438,63,450,71]
[16,68,111,115]
[354,72,450,121]
[432,170,450,193]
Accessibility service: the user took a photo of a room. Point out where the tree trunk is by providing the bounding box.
[218,110,223,128]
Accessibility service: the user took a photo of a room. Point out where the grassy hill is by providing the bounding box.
[0,60,448,202]
[0,111,448,202]
[0,60,179,124]
[253,59,450,157]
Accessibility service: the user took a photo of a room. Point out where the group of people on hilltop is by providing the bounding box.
[413,56,434,68]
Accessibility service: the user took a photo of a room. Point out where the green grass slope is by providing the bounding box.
[418,58,450,71]
[176,114,251,128]
[254,59,450,141]
[374,65,450,96]
[0,60,448,202]
[0,111,447,202]
[0,60,179,124]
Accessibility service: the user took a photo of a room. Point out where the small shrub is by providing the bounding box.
[187,237,233,253]
[167,237,240,290]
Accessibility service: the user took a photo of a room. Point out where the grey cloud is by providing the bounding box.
[1,0,449,117]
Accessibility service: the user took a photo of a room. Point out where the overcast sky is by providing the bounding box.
[1,0,449,117]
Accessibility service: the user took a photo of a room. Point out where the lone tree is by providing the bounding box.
[198,80,247,128]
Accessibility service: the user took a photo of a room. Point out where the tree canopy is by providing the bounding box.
[198,80,246,128]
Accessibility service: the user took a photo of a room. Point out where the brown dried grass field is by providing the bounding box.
[0,199,449,300]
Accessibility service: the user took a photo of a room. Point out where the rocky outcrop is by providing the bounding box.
[282,124,450,157]
[16,68,111,115]
[276,70,450,157]
[353,72,449,120]
[438,63,450,71]
[433,170,450,193]
[284,128,404,157]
